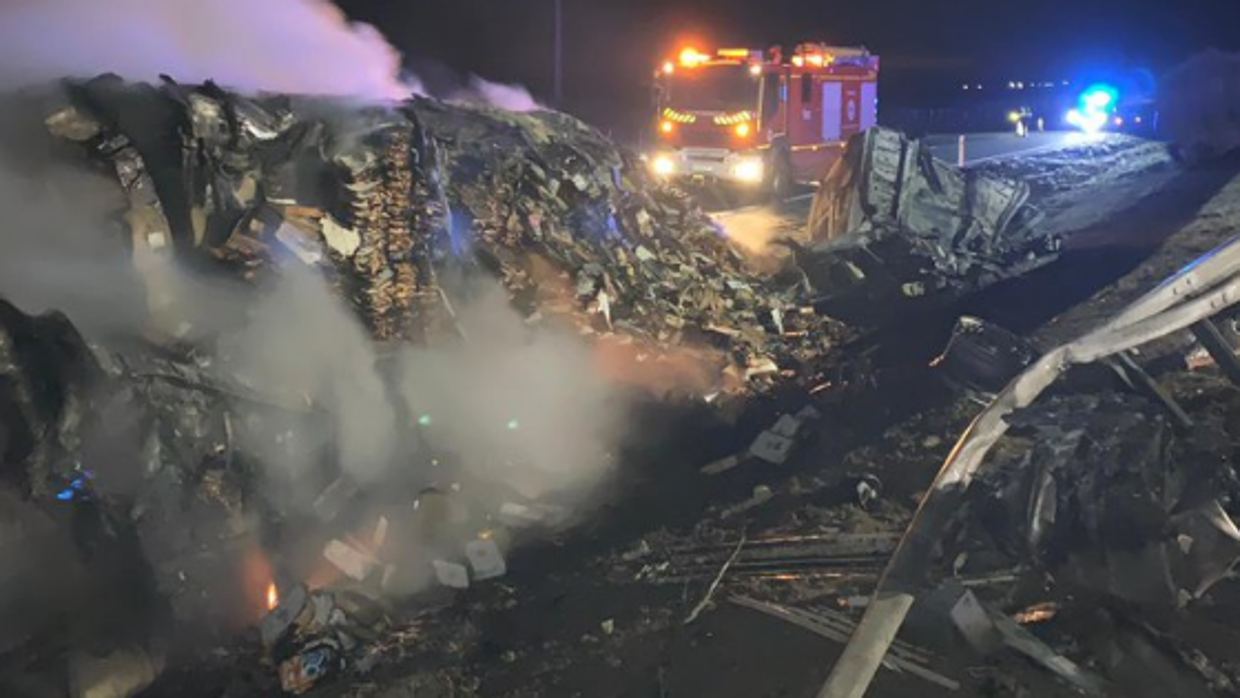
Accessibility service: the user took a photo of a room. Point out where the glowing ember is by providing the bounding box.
[1014,602,1059,625]
[266,582,280,612]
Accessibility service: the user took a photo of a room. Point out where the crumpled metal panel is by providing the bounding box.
[805,127,1050,307]
[969,392,1240,608]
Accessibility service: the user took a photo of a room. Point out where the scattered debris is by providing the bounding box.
[818,232,1240,698]
[324,539,379,582]
[730,595,960,691]
[278,638,345,695]
[855,474,882,510]
[433,560,471,590]
[632,532,898,584]
[684,533,747,625]
[701,453,745,476]
[465,538,508,581]
[69,647,164,698]
[261,584,310,648]
[934,316,1041,397]
[721,485,775,519]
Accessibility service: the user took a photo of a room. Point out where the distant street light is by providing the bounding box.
[553,0,563,107]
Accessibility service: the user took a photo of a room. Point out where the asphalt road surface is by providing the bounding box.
[713,130,1082,229]
[924,130,1082,166]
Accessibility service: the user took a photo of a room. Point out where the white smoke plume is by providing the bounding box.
[0,0,420,100]
[218,267,399,486]
[222,274,619,504]
[0,0,547,111]
[398,284,618,500]
[454,76,545,113]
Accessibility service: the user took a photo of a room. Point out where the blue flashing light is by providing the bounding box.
[55,477,87,502]
[1067,83,1120,134]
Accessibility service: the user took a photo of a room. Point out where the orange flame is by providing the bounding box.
[266,582,279,612]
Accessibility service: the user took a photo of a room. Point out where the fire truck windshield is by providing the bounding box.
[666,65,760,112]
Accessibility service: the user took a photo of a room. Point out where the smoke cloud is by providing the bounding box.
[0,0,419,99]
[713,208,790,255]
[221,273,620,504]
[0,165,149,332]
[453,76,545,113]
[218,266,398,486]
[398,284,619,500]
[711,207,804,274]
[0,0,550,112]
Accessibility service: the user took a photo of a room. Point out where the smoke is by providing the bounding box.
[218,267,398,485]
[453,76,544,113]
[221,273,620,503]
[0,0,419,99]
[0,0,553,112]
[398,284,619,500]
[0,164,149,332]
[712,207,802,273]
[713,208,789,254]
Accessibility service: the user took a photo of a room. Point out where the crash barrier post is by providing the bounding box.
[957,135,966,167]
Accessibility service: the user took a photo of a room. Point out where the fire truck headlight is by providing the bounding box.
[659,120,675,135]
[735,122,752,138]
[730,157,764,184]
[651,154,676,177]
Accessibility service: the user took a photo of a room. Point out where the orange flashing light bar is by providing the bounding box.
[672,47,763,70]
[678,47,711,67]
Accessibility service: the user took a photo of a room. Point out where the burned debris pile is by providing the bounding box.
[802,127,1056,317]
[0,76,863,697]
[11,75,850,394]
[964,391,1240,609]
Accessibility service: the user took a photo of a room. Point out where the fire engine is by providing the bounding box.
[649,43,880,201]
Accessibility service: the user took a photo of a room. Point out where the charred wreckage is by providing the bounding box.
[0,74,865,697]
[0,73,1221,698]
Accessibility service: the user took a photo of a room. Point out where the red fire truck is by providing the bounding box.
[649,44,880,201]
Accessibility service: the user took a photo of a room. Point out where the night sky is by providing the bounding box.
[336,0,1240,124]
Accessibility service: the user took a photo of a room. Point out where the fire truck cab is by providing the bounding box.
[650,44,880,201]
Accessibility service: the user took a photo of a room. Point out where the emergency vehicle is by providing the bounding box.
[650,43,880,200]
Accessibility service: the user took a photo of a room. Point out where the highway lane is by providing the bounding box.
[924,130,1082,165]
[712,130,1083,232]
